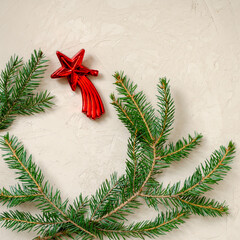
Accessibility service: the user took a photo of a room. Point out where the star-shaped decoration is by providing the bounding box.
[51,49,104,120]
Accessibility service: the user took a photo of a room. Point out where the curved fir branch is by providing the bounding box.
[96,209,189,239]
[0,50,54,130]
[0,134,96,238]
[90,179,120,222]
[110,94,134,129]
[113,72,155,141]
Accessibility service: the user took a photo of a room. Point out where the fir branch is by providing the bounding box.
[0,184,41,207]
[14,91,54,115]
[96,209,189,239]
[0,134,96,238]
[156,78,175,145]
[113,72,157,142]
[0,72,235,239]
[0,55,22,103]
[177,196,228,217]
[110,94,135,133]
[177,142,235,196]
[155,133,202,168]
[0,50,54,130]
[90,174,119,221]
[0,210,66,233]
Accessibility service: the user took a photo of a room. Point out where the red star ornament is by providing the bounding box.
[51,49,105,120]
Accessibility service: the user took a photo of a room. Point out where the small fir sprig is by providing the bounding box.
[0,50,54,129]
[0,72,235,239]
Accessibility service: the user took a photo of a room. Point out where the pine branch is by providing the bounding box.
[0,184,41,207]
[0,50,54,130]
[155,133,203,169]
[0,134,96,238]
[140,142,234,215]
[96,209,189,239]
[0,210,65,233]
[0,72,235,239]
[177,142,235,196]
[14,91,54,115]
[177,196,228,217]
[113,72,157,142]
[0,55,22,103]
[155,78,175,146]
[110,94,136,136]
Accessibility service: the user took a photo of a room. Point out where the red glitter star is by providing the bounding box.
[51,49,104,120]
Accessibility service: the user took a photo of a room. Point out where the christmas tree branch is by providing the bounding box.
[0,55,22,102]
[1,134,96,238]
[0,50,54,130]
[156,133,202,161]
[115,74,154,140]
[0,187,41,207]
[156,78,175,145]
[113,72,156,142]
[96,210,189,239]
[0,71,235,239]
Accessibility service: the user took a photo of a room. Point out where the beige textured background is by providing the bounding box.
[0,0,240,239]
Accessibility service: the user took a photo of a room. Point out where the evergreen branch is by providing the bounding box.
[89,174,141,222]
[0,210,66,233]
[0,72,235,239]
[0,50,54,130]
[1,134,96,238]
[176,142,235,196]
[0,55,22,102]
[14,91,54,115]
[177,196,228,216]
[110,94,134,129]
[140,193,227,217]
[156,78,175,145]
[90,177,119,221]
[111,95,148,143]
[155,133,202,168]
[0,184,41,207]
[97,210,189,239]
[113,72,156,141]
